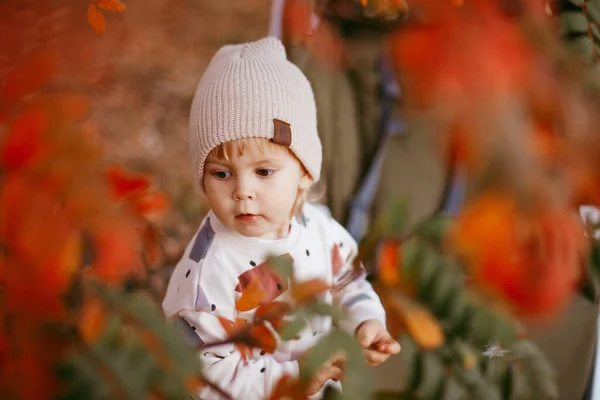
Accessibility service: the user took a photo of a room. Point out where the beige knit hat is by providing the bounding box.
[189,36,322,189]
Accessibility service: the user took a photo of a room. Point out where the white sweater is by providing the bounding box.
[162,203,386,399]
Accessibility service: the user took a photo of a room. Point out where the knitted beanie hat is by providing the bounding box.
[189,36,322,189]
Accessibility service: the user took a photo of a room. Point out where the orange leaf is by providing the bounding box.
[377,240,400,286]
[80,298,106,344]
[236,276,268,312]
[132,192,169,218]
[2,50,59,100]
[1,107,48,170]
[255,301,292,329]
[92,224,141,284]
[217,316,252,362]
[249,324,277,354]
[184,376,204,394]
[291,279,330,304]
[88,4,106,34]
[383,292,444,350]
[106,166,151,199]
[57,231,82,286]
[269,374,306,400]
[44,93,92,122]
[98,0,127,12]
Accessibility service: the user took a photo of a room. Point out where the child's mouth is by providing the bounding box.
[236,214,259,222]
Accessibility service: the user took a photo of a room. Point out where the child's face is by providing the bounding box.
[204,140,311,240]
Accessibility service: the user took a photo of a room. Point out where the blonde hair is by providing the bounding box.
[207,138,315,217]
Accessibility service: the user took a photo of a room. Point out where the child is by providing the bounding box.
[162,37,400,400]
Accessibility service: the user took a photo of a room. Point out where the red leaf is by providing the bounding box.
[1,108,48,170]
[2,50,59,100]
[44,93,92,122]
[106,166,151,199]
[132,192,169,217]
[88,4,106,34]
[98,0,126,12]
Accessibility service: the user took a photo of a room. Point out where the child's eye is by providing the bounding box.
[256,168,275,177]
[212,170,232,179]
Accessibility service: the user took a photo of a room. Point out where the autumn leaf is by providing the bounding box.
[132,192,169,218]
[43,93,92,122]
[97,0,126,12]
[57,231,82,282]
[91,223,141,284]
[1,50,59,101]
[88,4,106,34]
[377,240,401,286]
[291,279,330,304]
[248,324,278,354]
[1,107,48,170]
[236,277,268,312]
[381,290,444,350]
[106,166,151,199]
[184,376,204,394]
[217,316,252,362]
[255,302,292,329]
[451,192,584,315]
[269,374,306,400]
[79,298,106,344]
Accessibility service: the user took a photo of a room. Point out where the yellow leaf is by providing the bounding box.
[98,0,127,12]
[80,298,105,344]
[235,276,267,312]
[291,279,329,304]
[383,292,444,350]
[87,4,106,34]
[58,231,81,281]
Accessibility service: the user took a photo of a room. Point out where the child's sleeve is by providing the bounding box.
[327,217,387,335]
[162,230,299,400]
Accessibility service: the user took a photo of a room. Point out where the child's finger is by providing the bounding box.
[306,365,343,395]
[362,349,390,366]
[376,338,401,354]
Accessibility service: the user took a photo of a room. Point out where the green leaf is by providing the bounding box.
[399,334,420,392]
[382,199,408,237]
[511,341,558,400]
[413,351,444,399]
[401,239,422,278]
[429,265,461,318]
[301,329,370,400]
[306,300,346,322]
[440,376,469,400]
[444,293,473,336]
[88,285,203,399]
[416,249,442,299]
[416,214,453,246]
[279,311,308,340]
[267,254,295,278]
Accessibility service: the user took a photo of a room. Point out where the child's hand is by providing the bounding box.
[300,350,345,396]
[355,319,401,366]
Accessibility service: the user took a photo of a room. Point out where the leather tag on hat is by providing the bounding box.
[272,119,292,147]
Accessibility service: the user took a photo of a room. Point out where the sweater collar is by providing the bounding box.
[208,212,302,258]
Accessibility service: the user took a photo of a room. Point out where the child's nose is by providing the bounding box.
[233,176,255,200]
